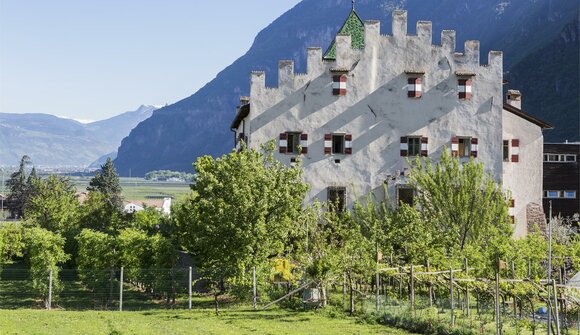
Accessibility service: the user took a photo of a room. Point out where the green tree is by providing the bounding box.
[25,175,79,234]
[87,157,123,209]
[407,150,512,274]
[76,229,117,307]
[6,155,31,219]
[0,222,24,267]
[78,191,123,233]
[23,227,69,308]
[175,143,309,303]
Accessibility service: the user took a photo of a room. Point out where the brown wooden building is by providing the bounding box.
[543,142,580,221]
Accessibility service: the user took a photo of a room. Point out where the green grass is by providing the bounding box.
[0,308,416,335]
[70,177,192,202]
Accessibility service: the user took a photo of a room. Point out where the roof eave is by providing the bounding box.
[503,103,553,129]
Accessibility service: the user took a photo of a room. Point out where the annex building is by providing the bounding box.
[231,9,552,237]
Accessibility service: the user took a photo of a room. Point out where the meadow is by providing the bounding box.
[71,177,192,201]
[0,307,414,335]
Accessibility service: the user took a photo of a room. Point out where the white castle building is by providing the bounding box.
[231,9,552,237]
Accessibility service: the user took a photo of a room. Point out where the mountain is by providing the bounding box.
[114,0,580,176]
[0,105,157,166]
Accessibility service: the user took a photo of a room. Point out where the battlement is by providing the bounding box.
[249,10,502,97]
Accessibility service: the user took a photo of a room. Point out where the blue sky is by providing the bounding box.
[0,0,302,122]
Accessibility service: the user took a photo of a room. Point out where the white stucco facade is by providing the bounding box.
[232,10,549,237]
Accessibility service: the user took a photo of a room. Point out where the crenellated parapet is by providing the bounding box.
[248,9,503,103]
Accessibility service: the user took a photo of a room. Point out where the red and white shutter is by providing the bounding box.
[509,199,515,224]
[420,137,428,157]
[470,138,478,158]
[279,133,287,154]
[458,79,472,99]
[345,134,353,154]
[400,137,408,157]
[511,139,519,162]
[324,134,332,154]
[333,75,347,96]
[451,136,459,157]
[300,133,308,154]
[407,78,422,98]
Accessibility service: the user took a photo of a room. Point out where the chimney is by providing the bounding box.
[239,96,250,106]
[506,90,522,109]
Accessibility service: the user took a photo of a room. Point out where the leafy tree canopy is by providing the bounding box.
[87,157,123,209]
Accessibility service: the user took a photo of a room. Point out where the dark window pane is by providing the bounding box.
[332,134,344,154]
[398,187,414,206]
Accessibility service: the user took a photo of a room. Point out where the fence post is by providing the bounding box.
[449,268,454,326]
[119,266,124,312]
[375,241,380,312]
[495,271,500,335]
[552,280,561,335]
[427,260,433,307]
[47,269,53,310]
[343,272,346,309]
[188,267,193,310]
[410,265,415,315]
[252,266,257,311]
[464,258,469,317]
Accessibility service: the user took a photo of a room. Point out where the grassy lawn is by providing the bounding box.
[0,308,417,335]
[71,177,192,202]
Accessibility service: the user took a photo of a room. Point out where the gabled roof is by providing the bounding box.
[503,103,553,129]
[323,10,365,60]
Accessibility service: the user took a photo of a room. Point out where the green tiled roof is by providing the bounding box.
[323,10,365,60]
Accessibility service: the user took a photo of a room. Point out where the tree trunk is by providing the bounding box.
[214,292,220,316]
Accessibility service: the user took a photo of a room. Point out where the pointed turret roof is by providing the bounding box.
[323,9,365,60]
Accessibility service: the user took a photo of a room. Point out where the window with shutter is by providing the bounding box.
[407,77,422,98]
[420,137,428,157]
[451,136,459,157]
[470,138,478,158]
[300,133,308,154]
[511,139,519,162]
[458,79,472,99]
[400,137,408,156]
[509,199,515,224]
[279,133,287,154]
[332,75,347,96]
[344,134,352,154]
[324,134,332,154]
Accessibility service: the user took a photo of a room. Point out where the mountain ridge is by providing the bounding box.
[114,0,580,176]
[0,105,157,166]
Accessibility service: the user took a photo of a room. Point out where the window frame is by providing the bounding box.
[458,137,471,158]
[503,140,510,162]
[285,132,301,154]
[544,153,577,163]
[396,185,415,207]
[407,137,422,156]
[564,191,577,199]
[327,186,347,213]
[332,134,345,155]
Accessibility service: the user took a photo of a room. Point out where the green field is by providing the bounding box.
[0,308,415,335]
[71,177,192,202]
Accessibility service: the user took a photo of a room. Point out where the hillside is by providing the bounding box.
[114,0,580,176]
[0,105,156,166]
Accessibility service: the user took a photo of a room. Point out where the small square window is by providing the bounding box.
[564,191,577,199]
[566,155,577,162]
[327,186,346,212]
[408,137,421,156]
[286,132,301,154]
[458,137,471,158]
[503,140,510,162]
[544,191,560,198]
[332,134,345,154]
[397,186,415,206]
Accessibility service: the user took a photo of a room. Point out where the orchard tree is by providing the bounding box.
[23,227,69,308]
[88,157,123,209]
[407,150,513,274]
[25,175,79,234]
[175,142,309,302]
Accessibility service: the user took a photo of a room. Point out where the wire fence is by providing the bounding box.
[0,267,200,311]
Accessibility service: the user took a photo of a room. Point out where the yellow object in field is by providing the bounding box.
[274,258,290,272]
